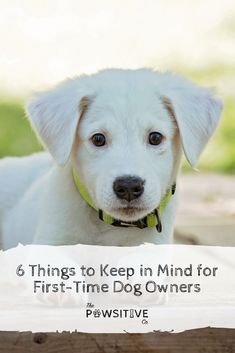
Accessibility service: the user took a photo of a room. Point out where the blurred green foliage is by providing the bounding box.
[0,67,234,173]
[0,100,42,157]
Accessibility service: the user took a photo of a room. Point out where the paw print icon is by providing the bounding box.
[93,309,101,318]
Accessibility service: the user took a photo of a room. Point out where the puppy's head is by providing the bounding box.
[27,69,222,222]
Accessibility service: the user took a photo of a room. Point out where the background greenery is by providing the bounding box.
[0,67,234,173]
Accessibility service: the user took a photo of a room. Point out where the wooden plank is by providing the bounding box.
[0,328,234,353]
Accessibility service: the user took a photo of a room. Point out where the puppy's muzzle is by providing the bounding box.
[113,176,145,202]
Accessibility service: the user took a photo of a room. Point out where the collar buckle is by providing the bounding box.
[154,209,162,232]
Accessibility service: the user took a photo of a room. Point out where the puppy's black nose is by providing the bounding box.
[113,176,145,202]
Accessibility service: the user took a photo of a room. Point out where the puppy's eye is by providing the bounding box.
[91,133,106,147]
[148,132,163,145]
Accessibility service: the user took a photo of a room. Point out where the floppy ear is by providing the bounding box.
[161,74,223,166]
[26,78,91,166]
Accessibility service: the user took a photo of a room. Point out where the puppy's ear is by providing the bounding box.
[27,78,91,166]
[161,74,223,166]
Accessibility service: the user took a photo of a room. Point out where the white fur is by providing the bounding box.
[0,69,222,249]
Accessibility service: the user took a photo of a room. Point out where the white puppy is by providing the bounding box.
[0,69,222,249]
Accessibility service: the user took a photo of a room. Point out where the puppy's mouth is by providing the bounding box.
[108,205,150,222]
[116,206,146,216]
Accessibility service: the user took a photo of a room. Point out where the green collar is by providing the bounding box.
[72,169,176,232]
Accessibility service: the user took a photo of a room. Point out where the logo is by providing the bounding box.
[85,303,149,324]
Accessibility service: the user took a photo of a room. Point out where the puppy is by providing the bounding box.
[0,69,222,249]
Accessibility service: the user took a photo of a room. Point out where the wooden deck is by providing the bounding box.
[0,328,235,352]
